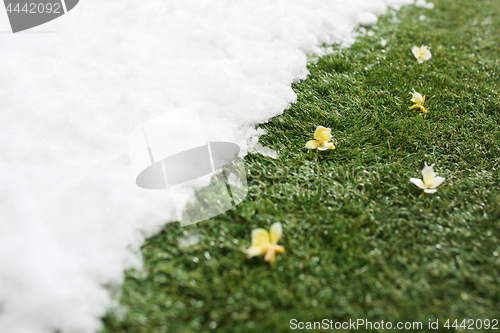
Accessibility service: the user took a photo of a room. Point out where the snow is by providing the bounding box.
[0,0,413,332]
[415,0,435,9]
[357,11,379,27]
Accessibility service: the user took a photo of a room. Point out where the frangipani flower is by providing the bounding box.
[305,126,335,150]
[412,45,432,63]
[245,222,284,264]
[410,91,428,113]
[410,162,445,194]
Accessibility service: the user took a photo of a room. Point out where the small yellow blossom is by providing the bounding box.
[412,45,432,63]
[410,162,445,194]
[245,222,284,264]
[410,91,428,113]
[305,126,335,150]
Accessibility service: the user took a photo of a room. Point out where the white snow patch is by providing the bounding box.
[357,11,379,27]
[0,0,413,332]
[415,0,435,9]
[253,143,279,159]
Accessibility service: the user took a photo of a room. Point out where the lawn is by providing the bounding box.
[102,0,500,332]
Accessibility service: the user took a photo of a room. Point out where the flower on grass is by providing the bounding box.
[245,222,284,264]
[412,45,432,63]
[305,126,335,150]
[410,162,445,193]
[410,90,428,113]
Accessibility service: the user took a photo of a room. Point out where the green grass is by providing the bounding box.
[102,0,500,332]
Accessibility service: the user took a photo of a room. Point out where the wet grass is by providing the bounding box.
[102,0,500,332]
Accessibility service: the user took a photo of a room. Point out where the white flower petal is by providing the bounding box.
[245,246,266,258]
[413,92,423,104]
[412,46,420,58]
[429,176,445,189]
[305,140,319,149]
[410,91,417,103]
[269,222,282,244]
[264,246,276,264]
[422,50,432,60]
[317,143,333,151]
[421,163,436,185]
[319,141,333,149]
[410,178,426,189]
[424,189,437,194]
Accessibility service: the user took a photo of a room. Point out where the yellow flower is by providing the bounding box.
[245,222,284,264]
[410,162,445,194]
[305,126,335,150]
[409,91,428,113]
[412,45,432,63]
